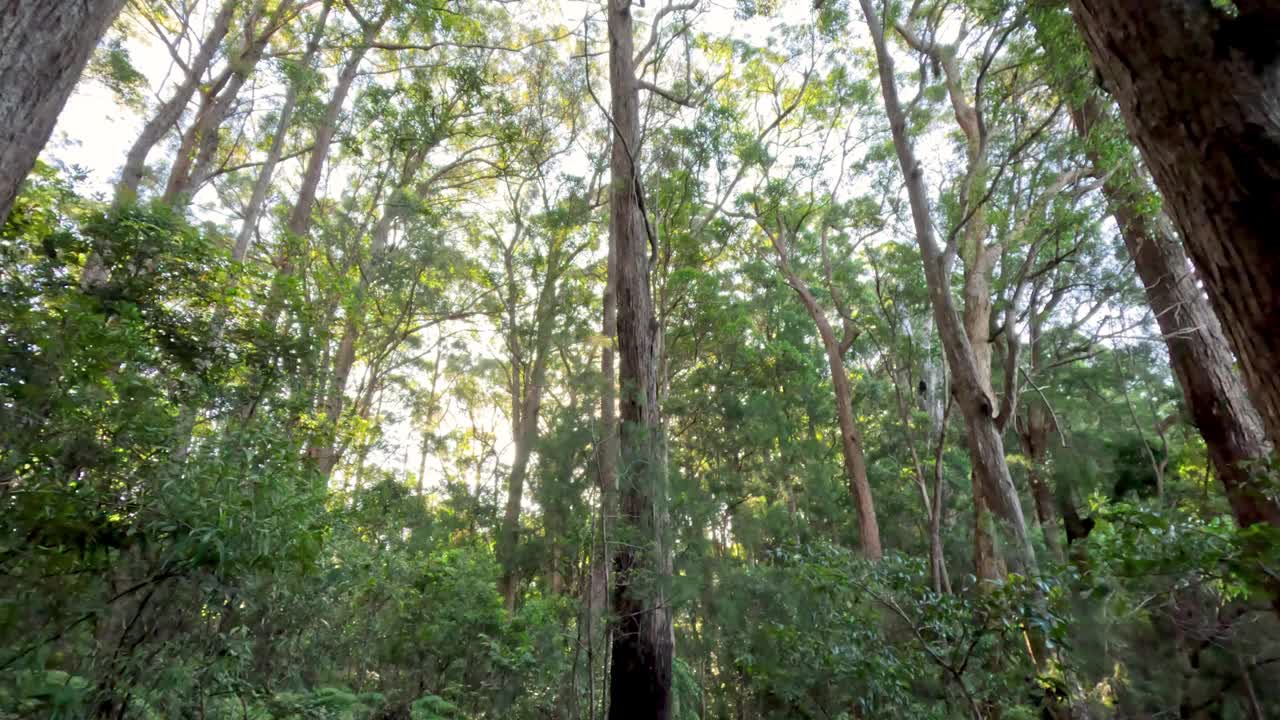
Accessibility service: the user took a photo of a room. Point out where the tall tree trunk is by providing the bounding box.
[893,11,1036,579]
[1068,98,1280,534]
[606,1,674,718]
[313,150,424,477]
[162,0,282,204]
[1067,0,1280,452]
[116,0,239,200]
[496,280,556,611]
[0,0,127,226]
[858,0,1037,577]
[233,0,333,259]
[787,277,882,559]
[588,210,619,714]
[260,15,382,330]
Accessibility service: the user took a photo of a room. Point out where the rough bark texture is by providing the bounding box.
[860,0,1037,577]
[116,0,238,200]
[0,0,127,226]
[1068,98,1280,534]
[606,1,674,718]
[1068,0,1280,452]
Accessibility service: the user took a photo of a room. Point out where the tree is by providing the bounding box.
[1067,0,1280,452]
[605,1,674,717]
[859,0,1037,577]
[0,0,128,225]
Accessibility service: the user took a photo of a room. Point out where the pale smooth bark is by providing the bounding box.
[162,0,289,204]
[233,0,333,260]
[116,0,239,200]
[767,237,882,560]
[859,0,1037,577]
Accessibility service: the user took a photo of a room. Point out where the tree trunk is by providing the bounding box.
[313,150,424,477]
[496,287,555,611]
[589,206,619,711]
[858,0,1037,578]
[260,16,381,330]
[162,0,282,204]
[606,1,674,718]
[1068,97,1280,534]
[233,0,333,259]
[1068,0,1280,452]
[788,277,882,559]
[0,0,127,226]
[1016,311,1066,563]
[1019,401,1064,563]
[116,0,238,200]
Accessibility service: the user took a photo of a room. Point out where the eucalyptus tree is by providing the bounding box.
[0,0,128,225]
[116,0,242,200]
[162,0,304,204]
[603,0,677,716]
[1067,0,1280,452]
[312,49,497,479]
[1030,4,1280,558]
[488,87,598,610]
[744,127,885,558]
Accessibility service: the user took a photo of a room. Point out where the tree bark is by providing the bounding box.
[1067,98,1280,535]
[859,0,1037,577]
[1068,0,1280,452]
[313,149,425,477]
[233,0,333,259]
[259,13,382,331]
[606,1,674,718]
[116,0,239,200]
[786,275,882,559]
[0,0,127,226]
[496,251,559,611]
[162,0,284,204]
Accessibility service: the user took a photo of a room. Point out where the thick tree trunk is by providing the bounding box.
[0,0,127,226]
[859,0,1037,577]
[116,0,238,200]
[1068,98,1280,534]
[788,278,882,559]
[1068,0,1280,452]
[606,1,674,718]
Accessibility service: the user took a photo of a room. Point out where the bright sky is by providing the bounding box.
[42,0,819,497]
[43,0,1139,498]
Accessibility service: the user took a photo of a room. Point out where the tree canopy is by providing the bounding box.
[2,0,1279,718]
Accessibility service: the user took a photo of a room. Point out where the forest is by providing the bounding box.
[1,0,1279,718]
